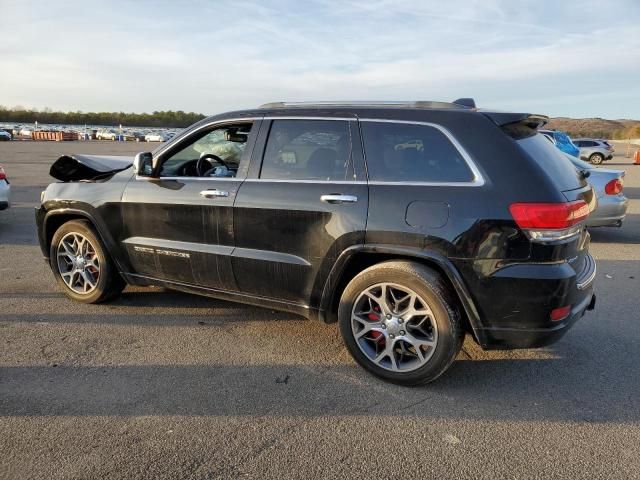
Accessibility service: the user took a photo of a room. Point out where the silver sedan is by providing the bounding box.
[565,154,628,227]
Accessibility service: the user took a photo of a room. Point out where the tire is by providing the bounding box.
[338,261,464,386]
[589,153,604,165]
[50,220,125,303]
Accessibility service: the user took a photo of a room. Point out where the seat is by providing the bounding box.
[306,148,337,180]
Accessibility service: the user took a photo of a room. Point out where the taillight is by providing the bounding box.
[604,178,623,195]
[509,200,589,242]
[0,166,6,181]
[550,305,572,322]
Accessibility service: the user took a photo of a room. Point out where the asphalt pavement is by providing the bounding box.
[1,140,639,479]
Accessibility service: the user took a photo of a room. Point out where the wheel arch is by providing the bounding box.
[42,208,130,273]
[319,245,484,343]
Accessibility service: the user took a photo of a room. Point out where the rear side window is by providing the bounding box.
[260,120,353,181]
[360,121,474,183]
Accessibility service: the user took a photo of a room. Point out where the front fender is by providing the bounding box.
[37,203,131,274]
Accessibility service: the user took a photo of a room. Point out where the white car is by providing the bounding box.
[145,132,170,142]
[0,165,10,210]
[19,127,33,137]
[96,129,118,140]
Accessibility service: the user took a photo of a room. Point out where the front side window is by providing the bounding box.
[360,121,474,183]
[159,123,252,177]
[260,120,353,181]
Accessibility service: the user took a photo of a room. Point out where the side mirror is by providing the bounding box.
[133,152,154,176]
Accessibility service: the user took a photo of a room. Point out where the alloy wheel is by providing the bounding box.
[351,283,438,372]
[56,232,100,294]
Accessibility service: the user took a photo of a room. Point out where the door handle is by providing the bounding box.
[200,189,229,199]
[320,194,358,204]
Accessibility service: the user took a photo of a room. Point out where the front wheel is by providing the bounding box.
[589,153,604,165]
[50,220,125,303]
[338,261,464,386]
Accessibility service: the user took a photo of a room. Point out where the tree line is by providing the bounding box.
[0,106,207,128]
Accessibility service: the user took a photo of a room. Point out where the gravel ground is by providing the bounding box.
[1,140,639,479]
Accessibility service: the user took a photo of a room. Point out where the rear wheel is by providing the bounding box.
[50,220,125,303]
[589,153,604,165]
[338,261,464,386]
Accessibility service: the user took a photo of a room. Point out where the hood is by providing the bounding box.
[50,154,133,181]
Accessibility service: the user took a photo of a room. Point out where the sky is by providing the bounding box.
[1,0,639,119]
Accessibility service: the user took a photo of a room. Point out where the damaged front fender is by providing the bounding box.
[50,154,133,182]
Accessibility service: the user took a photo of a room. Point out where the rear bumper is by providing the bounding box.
[587,195,629,227]
[0,180,10,209]
[479,291,595,349]
[457,252,597,350]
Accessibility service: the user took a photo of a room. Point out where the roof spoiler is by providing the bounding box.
[483,112,549,129]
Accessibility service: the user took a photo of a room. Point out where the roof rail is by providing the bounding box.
[258,100,474,110]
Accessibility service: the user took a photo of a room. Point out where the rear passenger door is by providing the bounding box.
[232,117,368,306]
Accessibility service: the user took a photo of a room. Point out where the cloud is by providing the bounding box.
[1,0,639,118]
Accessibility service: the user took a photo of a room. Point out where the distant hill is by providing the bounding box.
[546,117,640,139]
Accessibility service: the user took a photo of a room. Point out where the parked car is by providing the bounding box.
[96,129,118,141]
[563,153,628,227]
[18,127,33,137]
[0,130,12,141]
[0,165,10,210]
[145,132,171,142]
[36,99,597,385]
[540,129,580,157]
[129,131,146,142]
[572,138,614,165]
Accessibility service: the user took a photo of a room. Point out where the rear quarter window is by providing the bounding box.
[515,133,583,191]
[360,121,474,183]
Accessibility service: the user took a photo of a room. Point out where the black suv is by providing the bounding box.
[36,99,597,385]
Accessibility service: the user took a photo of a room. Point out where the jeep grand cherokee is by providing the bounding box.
[36,99,597,385]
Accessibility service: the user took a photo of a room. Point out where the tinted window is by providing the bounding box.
[516,133,582,191]
[360,121,473,182]
[260,120,353,181]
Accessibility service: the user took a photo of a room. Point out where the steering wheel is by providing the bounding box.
[196,153,228,177]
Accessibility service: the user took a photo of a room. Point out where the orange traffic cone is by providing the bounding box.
[634,149,640,165]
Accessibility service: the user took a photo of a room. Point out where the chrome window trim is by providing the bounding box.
[243,179,366,184]
[263,116,357,121]
[143,115,486,187]
[358,118,486,187]
[135,176,243,182]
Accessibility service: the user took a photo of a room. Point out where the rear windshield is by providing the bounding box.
[506,127,583,191]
